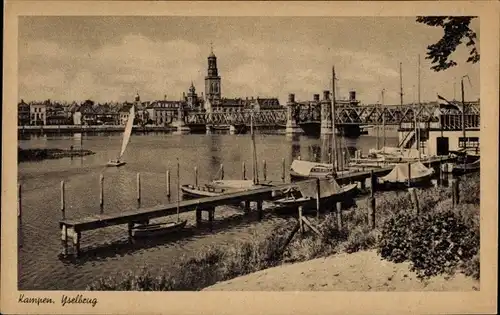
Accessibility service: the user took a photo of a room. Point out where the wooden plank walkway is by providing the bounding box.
[59,182,304,232]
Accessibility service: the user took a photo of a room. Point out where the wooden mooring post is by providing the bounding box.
[298,206,305,234]
[315,178,320,219]
[196,208,202,227]
[60,180,66,219]
[99,174,104,213]
[408,188,420,215]
[18,183,22,248]
[166,170,171,199]
[136,172,141,208]
[368,171,376,229]
[18,183,22,225]
[194,166,198,186]
[263,160,267,181]
[257,201,263,221]
[242,161,246,180]
[220,163,224,180]
[244,200,250,214]
[407,162,412,187]
[281,158,286,182]
[336,202,343,230]
[452,178,460,206]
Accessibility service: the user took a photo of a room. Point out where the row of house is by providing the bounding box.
[18,92,283,126]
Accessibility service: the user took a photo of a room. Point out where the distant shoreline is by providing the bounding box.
[18,148,95,162]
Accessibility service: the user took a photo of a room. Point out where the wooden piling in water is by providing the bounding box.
[74,231,81,257]
[194,166,198,186]
[257,201,263,221]
[196,208,202,227]
[18,183,22,224]
[60,180,66,219]
[99,174,104,213]
[409,188,420,215]
[136,173,141,208]
[220,163,224,180]
[208,207,215,223]
[336,202,343,230]
[368,197,376,229]
[281,158,286,182]
[263,160,267,181]
[61,226,68,256]
[242,161,246,180]
[244,200,250,214]
[166,170,171,199]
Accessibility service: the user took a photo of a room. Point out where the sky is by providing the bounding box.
[18,16,480,105]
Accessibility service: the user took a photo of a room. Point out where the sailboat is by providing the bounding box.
[181,108,274,198]
[131,158,187,238]
[289,67,355,180]
[107,104,135,167]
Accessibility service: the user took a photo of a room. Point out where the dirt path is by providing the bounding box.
[204,250,479,291]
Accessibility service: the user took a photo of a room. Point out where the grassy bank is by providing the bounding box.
[87,174,480,291]
[18,147,95,162]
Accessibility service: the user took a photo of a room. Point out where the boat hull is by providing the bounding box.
[131,220,187,238]
[180,184,225,198]
[273,183,358,215]
[107,160,126,167]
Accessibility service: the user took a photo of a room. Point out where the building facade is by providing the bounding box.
[30,103,47,125]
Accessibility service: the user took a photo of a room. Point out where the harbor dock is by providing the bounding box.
[56,155,455,257]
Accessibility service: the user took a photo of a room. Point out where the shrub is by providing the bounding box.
[378,209,479,278]
[344,225,380,253]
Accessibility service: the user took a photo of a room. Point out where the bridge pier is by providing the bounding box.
[206,125,213,135]
[172,120,190,135]
[229,125,236,135]
[320,91,333,135]
[286,94,303,134]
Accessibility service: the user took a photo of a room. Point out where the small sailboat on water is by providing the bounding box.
[181,108,274,198]
[131,158,187,238]
[107,104,135,167]
[377,161,434,188]
[272,177,358,215]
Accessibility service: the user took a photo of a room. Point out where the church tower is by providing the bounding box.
[205,44,221,103]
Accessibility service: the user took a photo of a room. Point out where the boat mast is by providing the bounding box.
[382,88,386,148]
[331,66,337,173]
[399,62,403,106]
[417,55,421,160]
[176,158,180,222]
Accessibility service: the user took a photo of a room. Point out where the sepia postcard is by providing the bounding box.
[2,1,498,314]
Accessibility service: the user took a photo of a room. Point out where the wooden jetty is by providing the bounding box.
[58,182,297,257]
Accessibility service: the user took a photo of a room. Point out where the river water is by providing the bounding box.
[18,132,398,290]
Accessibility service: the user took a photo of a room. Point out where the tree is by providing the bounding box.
[416,16,479,72]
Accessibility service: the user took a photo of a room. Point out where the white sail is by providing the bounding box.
[118,105,135,159]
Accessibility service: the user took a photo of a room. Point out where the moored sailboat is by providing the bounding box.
[107,104,135,167]
[181,108,274,198]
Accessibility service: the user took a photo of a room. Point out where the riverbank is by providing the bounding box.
[87,173,479,291]
[18,147,95,162]
[204,250,479,291]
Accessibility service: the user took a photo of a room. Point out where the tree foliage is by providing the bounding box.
[417,16,479,72]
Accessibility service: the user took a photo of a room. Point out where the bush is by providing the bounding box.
[378,209,479,279]
[344,226,380,254]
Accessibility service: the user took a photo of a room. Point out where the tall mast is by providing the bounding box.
[382,88,386,148]
[399,62,404,106]
[418,55,421,105]
[417,55,421,159]
[331,66,337,173]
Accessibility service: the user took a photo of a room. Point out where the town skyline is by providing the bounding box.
[19,16,480,105]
